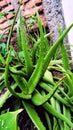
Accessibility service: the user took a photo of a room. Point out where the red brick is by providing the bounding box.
[2,5,13,12]
[35,0,42,4]
[37,5,43,12]
[6,0,11,4]
[43,21,48,27]
[30,24,38,31]
[22,0,28,4]
[26,13,48,31]
[0,24,17,34]
[40,15,46,22]
[7,13,14,19]
[40,15,48,26]
[0,27,9,34]
[23,8,36,18]
[0,17,7,24]
[25,0,42,10]
[30,21,47,31]
[23,5,43,18]
[0,1,7,7]
[24,0,35,10]
[0,22,11,29]
[0,0,48,35]
[14,24,17,30]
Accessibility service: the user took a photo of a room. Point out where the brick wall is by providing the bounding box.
[0,0,48,34]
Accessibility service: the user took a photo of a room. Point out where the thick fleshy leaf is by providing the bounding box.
[32,77,65,105]
[27,13,45,94]
[43,24,73,75]
[7,5,20,51]
[23,101,46,130]
[43,102,73,128]
[0,83,17,108]
[0,109,22,130]
[20,13,33,76]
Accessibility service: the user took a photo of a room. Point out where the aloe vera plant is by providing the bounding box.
[0,4,73,130]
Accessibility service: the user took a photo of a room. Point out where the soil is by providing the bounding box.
[19,110,38,130]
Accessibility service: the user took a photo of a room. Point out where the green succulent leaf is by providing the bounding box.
[23,101,46,130]
[43,102,73,128]
[58,24,70,71]
[0,109,22,130]
[27,12,45,94]
[43,23,73,75]
[32,76,65,105]
[20,13,33,76]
